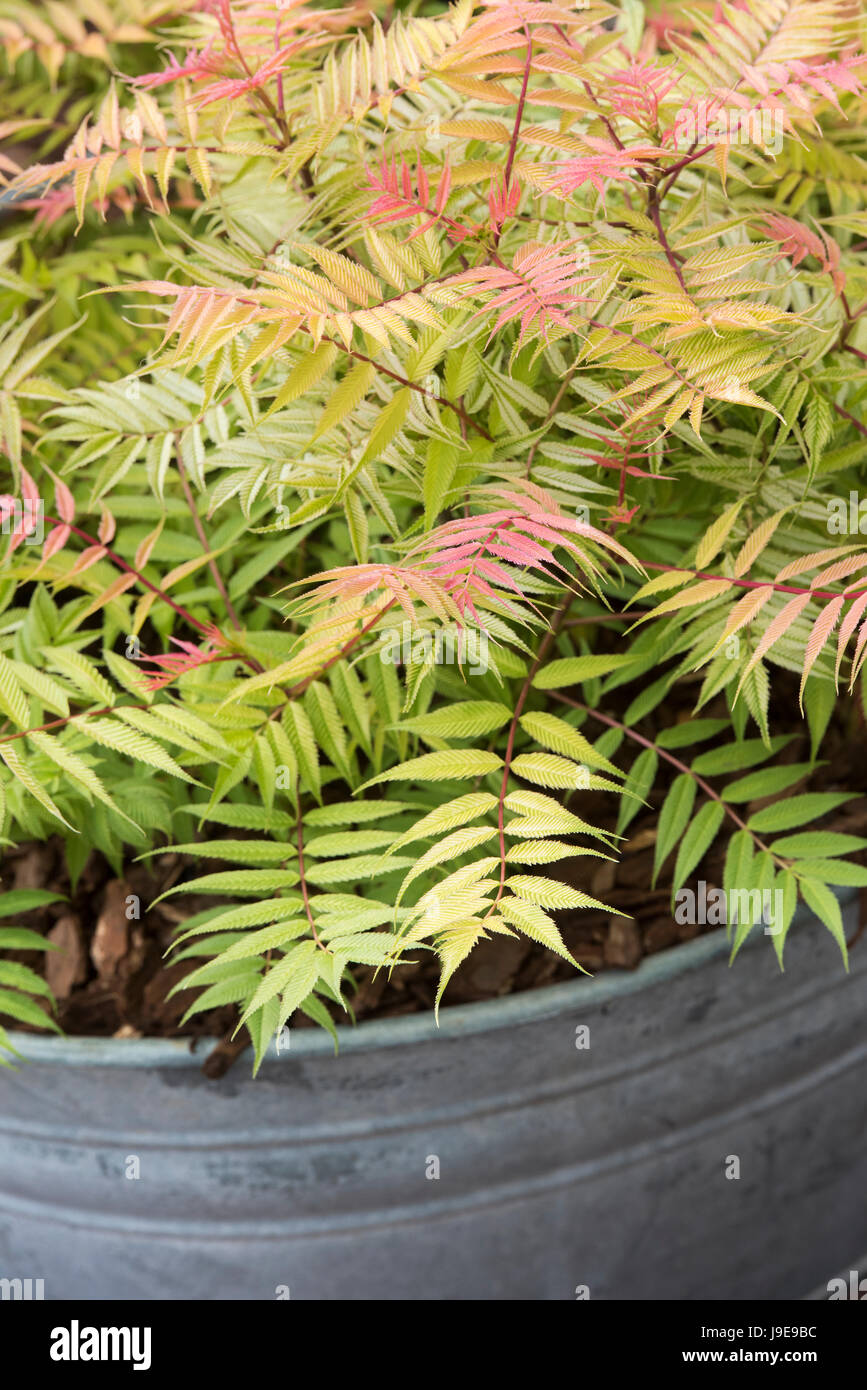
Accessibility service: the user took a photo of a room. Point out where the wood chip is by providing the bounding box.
[604,917,642,969]
[90,879,133,982]
[44,914,88,999]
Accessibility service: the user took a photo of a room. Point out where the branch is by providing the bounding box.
[0,703,146,747]
[486,587,575,915]
[642,560,867,603]
[283,597,398,700]
[552,693,779,862]
[42,515,213,635]
[175,446,242,630]
[296,791,329,951]
[646,184,688,293]
[320,335,492,441]
[504,25,533,194]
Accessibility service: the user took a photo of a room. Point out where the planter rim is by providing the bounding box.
[4,886,857,1067]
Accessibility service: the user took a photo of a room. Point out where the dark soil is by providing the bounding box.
[3,675,867,1067]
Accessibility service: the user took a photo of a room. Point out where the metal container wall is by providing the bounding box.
[1,892,865,1300]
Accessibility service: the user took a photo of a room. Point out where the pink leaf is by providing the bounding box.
[98,508,116,545]
[42,524,70,562]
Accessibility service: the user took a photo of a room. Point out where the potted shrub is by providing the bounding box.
[1,0,866,1300]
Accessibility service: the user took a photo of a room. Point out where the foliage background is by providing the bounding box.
[2,0,867,1068]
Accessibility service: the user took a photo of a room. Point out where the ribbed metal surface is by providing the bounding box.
[1,893,864,1300]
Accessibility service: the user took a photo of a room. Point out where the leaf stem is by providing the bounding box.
[487,587,575,914]
[175,446,242,630]
[42,515,212,635]
[551,693,779,862]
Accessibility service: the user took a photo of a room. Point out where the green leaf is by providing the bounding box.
[247,995,281,1076]
[266,342,337,415]
[318,930,404,965]
[656,719,730,750]
[156,869,298,903]
[723,828,755,943]
[85,718,195,782]
[190,921,311,975]
[691,736,791,777]
[283,702,320,801]
[695,499,743,569]
[799,878,849,966]
[617,747,657,835]
[671,799,725,898]
[298,993,339,1049]
[144,838,292,866]
[395,701,512,740]
[0,651,29,728]
[0,890,66,919]
[330,662,371,754]
[312,360,376,440]
[0,961,54,997]
[721,763,815,803]
[653,773,696,885]
[0,988,59,1031]
[305,681,351,783]
[505,839,598,864]
[498,896,583,966]
[385,794,497,857]
[769,831,867,858]
[396,825,497,906]
[740,660,770,744]
[804,392,833,474]
[0,927,61,950]
[622,671,675,726]
[794,860,867,887]
[180,972,261,1025]
[43,647,115,705]
[424,436,459,527]
[434,922,484,1018]
[510,752,587,790]
[518,711,623,775]
[747,794,854,834]
[0,742,73,829]
[356,386,411,468]
[803,676,836,760]
[238,941,320,1029]
[174,898,304,944]
[771,869,799,967]
[305,799,415,827]
[30,731,133,825]
[360,749,502,789]
[303,853,416,886]
[533,655,636,690]
[507,875,615,913]
[730,849,775,962]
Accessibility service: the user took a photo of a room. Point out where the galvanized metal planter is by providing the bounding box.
[1,890,865,1300]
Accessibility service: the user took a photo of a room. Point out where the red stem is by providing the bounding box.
[643,560,867,603]
[553,694,776,859]
[42,516,211,634]
[487,590,574,914]
[503,25,533,195]
[175,450,242,630]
